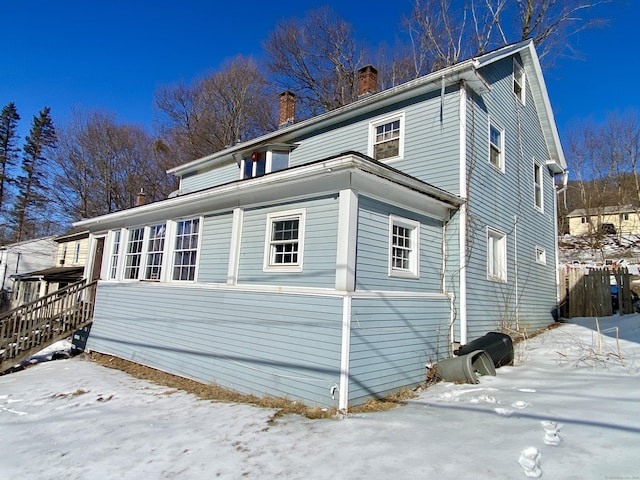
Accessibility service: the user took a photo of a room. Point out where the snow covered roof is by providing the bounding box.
[567,205,639,217]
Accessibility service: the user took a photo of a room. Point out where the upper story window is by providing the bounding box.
[242,148,290,179]
[264,209,306,272]
[534,162,543,211]
[61,244,68,265]
[388,215,420,278]
[369,112,405,161]
[513,59,526,104]
[581,217,587,224]
[621,213,630,221]
[487,227,507,282]
[535,246,546,265]
[489,120,505,172]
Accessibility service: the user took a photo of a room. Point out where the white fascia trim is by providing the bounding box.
[335,190,358,292]
[339,295,352,412]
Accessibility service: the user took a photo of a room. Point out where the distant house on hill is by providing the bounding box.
[73,39,566,410]
[567,205,640,236]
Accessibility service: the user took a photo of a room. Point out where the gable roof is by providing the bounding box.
[567,205,639,217]
[168,39,565,177]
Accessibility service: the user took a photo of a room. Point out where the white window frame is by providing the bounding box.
[487,227,507,282]
[171,218,201,282]
[513,58,526,104]
[368,111,405,162]
[489,119,505,172]
[73,242,81,264]
[144,223,167,281]
[388,215,420,279]
[123,227,145,280]
[108,230,122,280]
[241,149,290,180]
[263,209,306,272]
[534,161,544,212]
[535,246,546,265]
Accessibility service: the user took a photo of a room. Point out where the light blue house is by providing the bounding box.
[76,40,566,410]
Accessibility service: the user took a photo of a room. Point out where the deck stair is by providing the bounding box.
[0,279,97,373]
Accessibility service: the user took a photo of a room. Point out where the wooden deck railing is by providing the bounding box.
[0,279,97,373]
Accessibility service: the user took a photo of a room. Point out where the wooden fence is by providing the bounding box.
[560,267,633,318]
[0,279,97,373]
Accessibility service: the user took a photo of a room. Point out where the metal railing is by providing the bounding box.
[0,279,97,373]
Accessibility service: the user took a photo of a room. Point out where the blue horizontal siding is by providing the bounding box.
[348,296,451,405]
[197,211,233,283]
[87,283,344,408]
[356,196,444,292]
[238,196,339,288]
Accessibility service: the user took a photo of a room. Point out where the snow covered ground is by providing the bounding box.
[1,316,639,480]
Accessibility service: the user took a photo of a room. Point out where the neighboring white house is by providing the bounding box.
[0,236,57,312]
[567,205,640,236]
[9,228,89,309]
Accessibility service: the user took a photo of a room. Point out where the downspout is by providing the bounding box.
[458,82,468,344]
[513,214,519,330]
[554,170,568,318]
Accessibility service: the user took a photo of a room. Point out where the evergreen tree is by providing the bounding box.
[10,107,57,242]
[0,102,21,238]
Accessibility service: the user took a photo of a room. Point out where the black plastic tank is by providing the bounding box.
[455,332,514,368]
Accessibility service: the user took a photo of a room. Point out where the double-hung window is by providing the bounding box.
[145,224,166,280]
[487,227,507,282]
[115,218,200,282]
[264,209,306,272]
[489,120,505,172]
[108,230,121,280]
[388,216,420,278]
[534,162,543,211]
[513,59,526,103]
[369,112,405,161]
[173,219,200,281]
[124,227,144,279]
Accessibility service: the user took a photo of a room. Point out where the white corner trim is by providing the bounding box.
[336,190,358,292]
[339,295,352,412]
[459,84,468,345]
[227,208,244,285]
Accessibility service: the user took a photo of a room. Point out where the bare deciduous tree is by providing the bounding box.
[155,56,276,165]
[53,110,177,221]
[406,0,612,71]
[264,7,365,117]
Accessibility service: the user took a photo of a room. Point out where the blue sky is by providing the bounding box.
[2,1,638,155]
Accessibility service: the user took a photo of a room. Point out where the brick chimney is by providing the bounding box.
[279,91,296,127]
[135,188,146,207]
[357,65,378,98]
